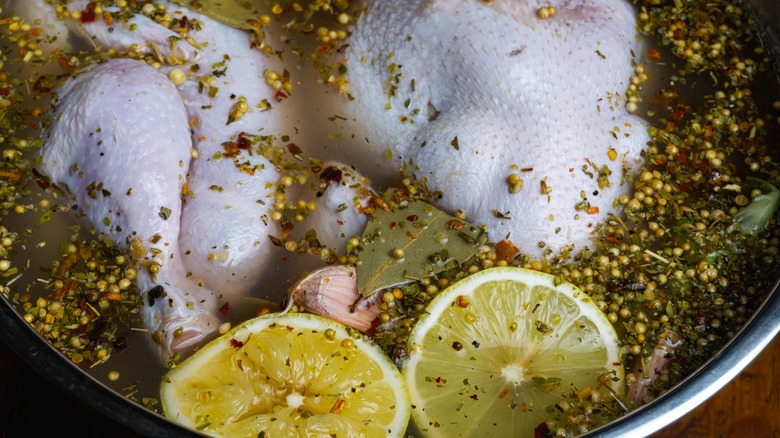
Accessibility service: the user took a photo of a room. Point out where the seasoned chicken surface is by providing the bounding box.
[36,0,368,356]
[34,0,648,355]
[335,0,649,258]
[41,59,220,354]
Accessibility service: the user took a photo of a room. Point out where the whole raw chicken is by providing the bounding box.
[32,0,648,356]
[333,0,650,259]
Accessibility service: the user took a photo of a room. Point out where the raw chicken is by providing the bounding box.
[334,0,650,259]
[35,0,370,356]
[41,58,219,355]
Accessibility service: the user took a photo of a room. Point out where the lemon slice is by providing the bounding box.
[160,313,411,437]
[403,267,623,437]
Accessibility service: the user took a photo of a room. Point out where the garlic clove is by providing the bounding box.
[290,264,382,331]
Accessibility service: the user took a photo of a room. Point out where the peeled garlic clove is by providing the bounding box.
[290,265,382,331]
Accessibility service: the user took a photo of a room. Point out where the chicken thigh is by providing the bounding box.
[336,0,650,259]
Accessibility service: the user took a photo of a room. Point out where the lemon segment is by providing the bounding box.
[403,267,623,437]
[160,313,411,437]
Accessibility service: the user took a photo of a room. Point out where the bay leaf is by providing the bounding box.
[170,0,265,31]
[355,200,488,298]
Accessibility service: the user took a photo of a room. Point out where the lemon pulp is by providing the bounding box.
[160,313,410,437]
[403,267,623,437]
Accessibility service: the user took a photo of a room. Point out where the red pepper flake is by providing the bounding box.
[320,166,343,183]
[534,422,551,438]
[56,59,74,73]
[389,221,397,230]
[433,422,441,428]
[455,295,470,308]
[0,89,8,96]
[80,2,97,23]
[447,219,464,230]
[586,206,600,215]
[317,44,334,56]
[406,214,419,222]
[670,109,685,121]
[470,394,479,400]
[495,240,519,261]
[236,359,244,371]
[229,338,244,348]
[280,222,295,240]
[222,141,240,158]
[274,90,288,101]
[648,48,662,61]
[219,301,230,316]
[236,133,252,150]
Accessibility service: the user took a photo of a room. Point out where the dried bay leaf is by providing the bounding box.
[355,200,488,298]
[170,0,265,31]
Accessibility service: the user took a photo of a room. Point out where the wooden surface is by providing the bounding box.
[0,334,778,437]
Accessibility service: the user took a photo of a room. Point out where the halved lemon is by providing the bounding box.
[160,312,411,437]
[402,267,623,437]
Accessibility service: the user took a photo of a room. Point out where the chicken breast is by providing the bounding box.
[334,0,650,259]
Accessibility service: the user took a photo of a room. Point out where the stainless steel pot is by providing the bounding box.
[0,1,778,437]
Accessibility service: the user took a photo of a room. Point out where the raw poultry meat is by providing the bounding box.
[34,0,649,355]
[41,58,220,355]
[35,0,369,356]
[334,0,650,259]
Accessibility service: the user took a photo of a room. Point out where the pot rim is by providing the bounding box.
[588,277,780,437]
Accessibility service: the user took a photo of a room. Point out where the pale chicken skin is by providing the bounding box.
[36,0,369,356]
[336,0,650,258]
[35,0,648,355]
[41,59,219,355]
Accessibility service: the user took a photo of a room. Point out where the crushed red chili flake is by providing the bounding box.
[219,301,230,316]
[470,394,479,400]
[495,240,520,261]
[406,214,419,222]
[648,48,662,61]
[236,134,252,150]
[447,219,464,230]
[670,108,685,121]
[274,90,288,101]
[80,2,97,23]
[229,338,244,348]
[320,166,343,183]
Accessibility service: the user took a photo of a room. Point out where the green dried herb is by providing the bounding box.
[731,178,779,236]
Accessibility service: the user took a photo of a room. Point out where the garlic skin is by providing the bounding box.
[290,265,382,331]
